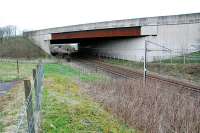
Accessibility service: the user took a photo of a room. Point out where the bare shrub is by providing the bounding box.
[84,79,200,133]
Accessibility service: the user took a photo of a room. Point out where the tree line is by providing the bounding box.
[0,25,17,42]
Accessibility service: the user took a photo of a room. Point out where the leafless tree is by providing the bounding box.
[0,25,17,42]
[0,27,5,42]
[4,25,16,38]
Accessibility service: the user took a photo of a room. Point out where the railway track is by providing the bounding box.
[73,57,200,93]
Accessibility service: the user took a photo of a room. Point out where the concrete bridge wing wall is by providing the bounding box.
[24,32,51,54]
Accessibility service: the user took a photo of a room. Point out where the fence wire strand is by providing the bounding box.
[14,62,44,133]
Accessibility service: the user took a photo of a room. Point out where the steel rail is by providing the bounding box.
[74,58,200,93]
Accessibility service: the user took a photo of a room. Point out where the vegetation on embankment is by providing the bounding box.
[157,51,200,64]
[0,36,47,58]
[102,51,200,84]
[43,64,135,132]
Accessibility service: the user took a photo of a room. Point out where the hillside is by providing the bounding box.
[0,37,48,58]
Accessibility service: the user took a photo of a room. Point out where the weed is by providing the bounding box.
[85,79,200,132]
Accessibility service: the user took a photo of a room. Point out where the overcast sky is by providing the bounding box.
[0,0,199,31]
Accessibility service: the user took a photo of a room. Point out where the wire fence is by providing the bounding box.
[15,62,44,133]
[79,47,200,64]
[0,58,59,82]
[144,42,200,84]
[0,58,59,64]
[78,46,200,84]
[68,61,112,84]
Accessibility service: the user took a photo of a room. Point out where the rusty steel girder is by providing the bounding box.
[51,27,141,41]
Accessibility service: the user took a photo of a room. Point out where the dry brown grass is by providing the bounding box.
[83,79,200,133]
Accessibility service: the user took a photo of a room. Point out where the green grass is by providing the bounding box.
[0,112,4,132]
[104,58,143,70]
[152,51,200,64]
[43,64,135,133]
[191,51,200,56]
[45,63,80,77]
[0,123,3,133]
[45,63,107,83]
[0,61,36,82]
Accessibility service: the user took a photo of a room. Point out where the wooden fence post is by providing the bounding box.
[17,59,19,78]
[24,80,35,133]
[33,69,39,111]
[33,69,36,81]
[33,64,44,133]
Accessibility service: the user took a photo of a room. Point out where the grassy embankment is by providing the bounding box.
[0,36,47,58]
[43,64,135,132]
[0,36,48,82]
[103,51,200,83]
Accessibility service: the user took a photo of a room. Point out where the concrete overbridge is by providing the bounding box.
[24,13,200,61]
